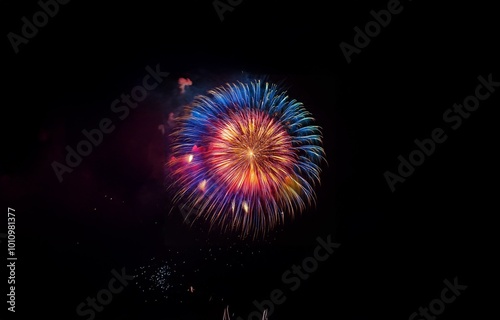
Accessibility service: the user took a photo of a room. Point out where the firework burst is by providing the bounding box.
[167,79,325,237]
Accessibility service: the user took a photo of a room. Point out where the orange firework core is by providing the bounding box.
[208,109,296,196]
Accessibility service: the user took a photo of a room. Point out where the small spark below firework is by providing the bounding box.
[134,257,172,301]
[132,244,265,305]
[223,306,268,320]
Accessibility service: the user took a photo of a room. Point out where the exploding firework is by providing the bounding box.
[167,79,325,237]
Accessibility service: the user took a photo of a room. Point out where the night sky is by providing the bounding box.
[1,0,498,319]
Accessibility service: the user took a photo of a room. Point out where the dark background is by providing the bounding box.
[1,0,498,319]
